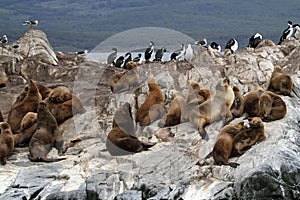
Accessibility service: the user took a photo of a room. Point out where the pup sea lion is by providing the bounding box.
[158,90,186,127]
[49,86,72,103]
[186,77,234,139]
[137,75,166,127]
[243,88,264,117]
[0,122,14,165]
[8,80,42,133]
[232,117,265,156]
[211,119,248,168]
[108,61,139,93]
[267,65,294,96]
[230,85,245,117]
[29,101,65,162]
[13,112,38,146]
[259,91,287,122]
[107,102,155,156]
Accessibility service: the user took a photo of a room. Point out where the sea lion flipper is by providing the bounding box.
[141,141,156,150]
[204,151,213,159]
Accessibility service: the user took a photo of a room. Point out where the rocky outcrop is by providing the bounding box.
[0,30,300,199]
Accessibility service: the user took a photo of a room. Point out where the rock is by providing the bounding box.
[1,29,300,200]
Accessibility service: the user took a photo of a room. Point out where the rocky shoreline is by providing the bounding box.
[0,29,299,199]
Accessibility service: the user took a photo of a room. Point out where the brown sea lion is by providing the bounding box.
[230,85,245,117]
[106,102,155,156]
[49,86,72,103]
[232,117,265,156]
[18,112,37,132]
[0,122,14,165]
[259,91,287,122]
[211,119,248,168]
[267,66,294,96]
[36,83,52,99]
[8,80,42,133]
[108,61,139,93]
[158,90,186,127]
[137,75,166,127]
[243,88,264,117]
[186,77,234,140]
[29,101,65,162]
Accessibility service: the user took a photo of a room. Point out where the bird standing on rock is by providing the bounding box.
[171,44,185,61]
[293,24,300,39]
[225,38,238,53]
[184,43,194,61]
[0,35,8,46]
[154,47,166,62]
[144,41,154,63]
[133,53,142,64]
[278,21,293,45]
[210,42,221,52]
[247,33,263,48]
[107,48,117,66]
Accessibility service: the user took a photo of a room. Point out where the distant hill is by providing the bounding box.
[0,0,299,52]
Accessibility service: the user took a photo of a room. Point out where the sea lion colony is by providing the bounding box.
[0,80,86,164]
[107,65,293,168]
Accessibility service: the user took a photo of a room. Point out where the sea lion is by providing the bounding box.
[137,75,166,127]
[186,80,211,104]
[243,88,264,117]
[108,61,139,93]
[29,101,65,162]
[158,90,186,127]
[186,77,234,140]
[13,112,38,146]
[259,90,287,122]
[0,122,14,165]
[106,102,155,156]
[211,119,248,168]
[232,117,265,156]
[230,85,245,117]
[154,127,174,142]
[267,65,294,96]
[18,112,37,132]
[8,80,42,133]
[36,83,52,99]
[49,86,72,103]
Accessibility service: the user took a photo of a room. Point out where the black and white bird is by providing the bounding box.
[195,38,207,47]
[107,48,117,66]
[210,42,221,52]
[278,21,293,45]
[133,53,142,64]
[171,44,186,61]
[225,38,238,53]
[75,49,88,55]
[0,35,8,45]
[154,47,166,62]
[293,24,300,39]
[123,52,132,69]
[247,33,263,48]
[23,20,39,28]
[114,56,124,68]
[144,41,154,63]
[184,43,194,61]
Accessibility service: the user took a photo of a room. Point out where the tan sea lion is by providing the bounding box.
[0,122,14,165]
[108,61,139,93]
[106,102,155,156]
[49,86,72,103]
[267,66,294,96]
[29,101,65,162]
[137,75,166,127]
[158,90,186,127]
[186,77,234,140]
[259,90,287,122]
[8,80,42,133]
[232,117,265,156]
[230,85,245,117]
[211,119,248,168]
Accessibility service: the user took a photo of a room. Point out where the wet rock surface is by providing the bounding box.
[0,30,300,199]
